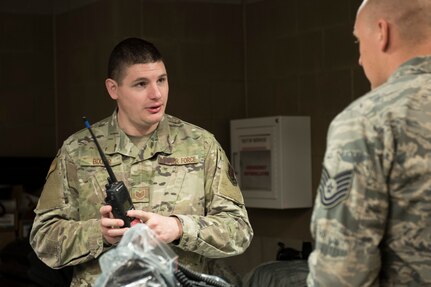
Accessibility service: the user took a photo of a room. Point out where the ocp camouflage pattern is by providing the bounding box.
[307,56,431,286]
[30,112,253,286]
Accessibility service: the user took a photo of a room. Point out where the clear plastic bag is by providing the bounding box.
[95,224,178,287]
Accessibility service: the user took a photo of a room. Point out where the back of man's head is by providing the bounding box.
[362,0,431,46]
[108,38,163,84]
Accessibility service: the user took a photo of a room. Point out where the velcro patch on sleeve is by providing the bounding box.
[318,166,353,208]
[227,163,238,186]
[46,157,58,179]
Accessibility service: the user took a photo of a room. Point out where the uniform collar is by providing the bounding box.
[105,110,174,160]
[388,56,431,83]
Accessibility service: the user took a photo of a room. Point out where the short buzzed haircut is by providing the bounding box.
[107,37,163,83]
[362,0,431,44]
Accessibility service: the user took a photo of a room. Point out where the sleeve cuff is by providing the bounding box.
[171,214,200,251]
[86,219,106,257]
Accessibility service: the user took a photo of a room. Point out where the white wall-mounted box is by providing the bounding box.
[230,116,312,209]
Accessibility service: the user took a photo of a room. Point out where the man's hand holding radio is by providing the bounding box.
[99,205,183,245]
[99,205,128,246]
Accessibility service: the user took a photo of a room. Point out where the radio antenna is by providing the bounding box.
[82,116,117,183]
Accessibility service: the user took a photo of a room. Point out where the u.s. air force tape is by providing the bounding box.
[318,166,353,208]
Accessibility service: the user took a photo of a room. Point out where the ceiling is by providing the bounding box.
[0,0,99,14]
[0,0,245,14]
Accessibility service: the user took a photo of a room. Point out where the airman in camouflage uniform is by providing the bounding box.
[30,38,253,286]
[308,1,431,286]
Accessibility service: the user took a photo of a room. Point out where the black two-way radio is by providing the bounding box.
[83,117,135,227]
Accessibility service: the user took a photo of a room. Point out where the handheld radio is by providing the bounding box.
[83,117,135,227]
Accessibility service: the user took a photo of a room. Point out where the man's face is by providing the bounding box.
[108,61,169,135]
[353,3,386,89]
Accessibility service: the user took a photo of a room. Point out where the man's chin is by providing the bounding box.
[146,112,164,124]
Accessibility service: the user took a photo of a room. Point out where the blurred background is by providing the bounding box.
[0,0,369,283]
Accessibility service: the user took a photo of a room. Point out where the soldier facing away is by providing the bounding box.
[30,37,253,286]
[308,0,431,286]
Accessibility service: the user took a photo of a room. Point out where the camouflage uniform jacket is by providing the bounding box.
[30,112,253,286]
[307,56,431,287]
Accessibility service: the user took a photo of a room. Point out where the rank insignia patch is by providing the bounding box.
[319,166,353,208]
[131,187,150,202]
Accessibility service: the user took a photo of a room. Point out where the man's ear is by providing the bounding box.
[378,19,390,52]
[105,78,119,100]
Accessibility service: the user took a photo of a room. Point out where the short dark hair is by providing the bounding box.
[107,37,163,83]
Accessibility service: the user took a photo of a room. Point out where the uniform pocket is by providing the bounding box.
[77,154,123,219]
[151,165,185,215]
[153,155,205,216]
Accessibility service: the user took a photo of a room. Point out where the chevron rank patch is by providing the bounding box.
[318,166,353,208]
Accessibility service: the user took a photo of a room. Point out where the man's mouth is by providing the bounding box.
[147,104,162,114]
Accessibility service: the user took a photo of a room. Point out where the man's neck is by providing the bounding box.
[116,113,159,137]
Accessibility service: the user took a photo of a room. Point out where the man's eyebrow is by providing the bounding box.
[132,77,149,83]
[131,73,167,83]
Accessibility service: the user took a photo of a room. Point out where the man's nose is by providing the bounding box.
[148,83,162,99]
[358,55,363,67]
